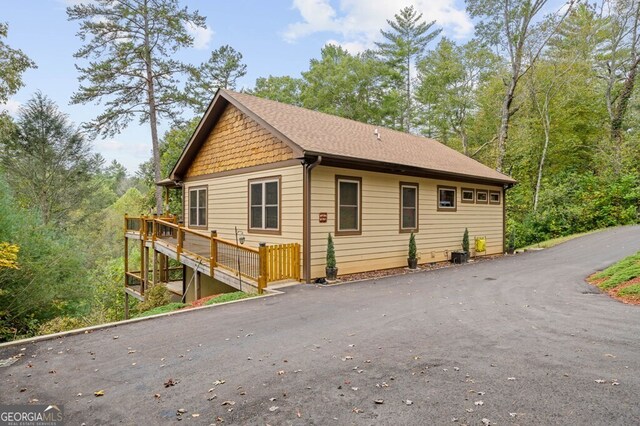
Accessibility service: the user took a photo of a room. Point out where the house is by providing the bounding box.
[123,89,516,311]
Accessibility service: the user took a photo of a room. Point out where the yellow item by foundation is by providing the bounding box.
[475,237,486,253]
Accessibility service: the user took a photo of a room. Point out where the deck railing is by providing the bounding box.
[124,215,300,292]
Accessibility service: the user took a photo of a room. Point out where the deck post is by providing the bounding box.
[176,226,183,261]
[124,236,129,288]
[195,271,201,300]
[124,293,129,320]
[210,230,217,272]
[258,242,267,294]
[153,249,159,287]
[142,246,149,297]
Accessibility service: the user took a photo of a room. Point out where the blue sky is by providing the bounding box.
[1,0,559,173]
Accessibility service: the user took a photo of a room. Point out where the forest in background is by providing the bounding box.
[1,0,639,341]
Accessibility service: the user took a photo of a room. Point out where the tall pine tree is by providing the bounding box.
[67,0,207,213]
[375,6,441,133]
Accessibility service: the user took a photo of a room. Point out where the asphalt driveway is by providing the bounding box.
[2,226,640,425]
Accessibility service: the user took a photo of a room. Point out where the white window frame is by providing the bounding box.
[437,186,457,211]
[188,187,207,227]
[249,177,280,233]
[336,176,361,235]
[400,183,418,232]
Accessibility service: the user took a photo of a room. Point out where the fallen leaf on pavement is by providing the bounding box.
[269,406,279,412]
[374,399,384,404]
[164,378,177,388]
[94,390,104,397]
[221,401,235,406]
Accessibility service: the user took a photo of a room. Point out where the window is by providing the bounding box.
[336,176,361,235]
[461,188,475,204]
[400,183,418,232]
[490,190,501,204]
[437,186,457,211]
[188,187,207,227]
[476,189,488,204]
[249,177,280,233]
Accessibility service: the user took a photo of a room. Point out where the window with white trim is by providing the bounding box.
[438,186,457,211]
[337,177,361,234]
[249,178,279,231]
[400,183,418,231]
[189,187,207,227]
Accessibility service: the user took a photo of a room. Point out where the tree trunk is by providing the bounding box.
[533,102,550,212]
[610,56,640,173]
[143,0,163,214]
[496,75,517,173]
[406,54,411,133]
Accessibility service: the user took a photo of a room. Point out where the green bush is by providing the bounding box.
[136,284,170,312]
[38,316,87,335]
[408,232,417,259]
[462,228,469,253]
[326,233,336,268]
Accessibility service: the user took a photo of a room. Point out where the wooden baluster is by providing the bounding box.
[210,230,217,273]
[258,242,267,294]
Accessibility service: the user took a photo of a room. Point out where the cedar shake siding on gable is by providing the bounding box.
[185,104,295,178]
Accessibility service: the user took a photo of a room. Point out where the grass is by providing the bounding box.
[204,291,256,305]
[134,302,187,318]
[592,252,640,290]
[132,291,257,319]
[589,251,640,303]
[521,229,601,250]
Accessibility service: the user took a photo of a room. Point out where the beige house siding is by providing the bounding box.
[186,104,295,178]
[184,164,304,276]
[309,166,504,278]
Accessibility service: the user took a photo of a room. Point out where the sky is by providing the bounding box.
[1,0,559,173]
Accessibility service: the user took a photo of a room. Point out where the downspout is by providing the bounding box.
[303,156,322,283]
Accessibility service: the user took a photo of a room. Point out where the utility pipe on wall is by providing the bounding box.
[303,156,322,283]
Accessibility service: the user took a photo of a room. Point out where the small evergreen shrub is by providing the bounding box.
[462,228,469,253]
[408,232,417,259]
[326,233,336,268]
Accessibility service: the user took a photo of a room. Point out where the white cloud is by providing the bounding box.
[0,99,22,116]
[186,22,214,50]
[284,0,473,49]
[92,138,150,172]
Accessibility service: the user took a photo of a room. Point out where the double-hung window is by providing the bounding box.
[336,176,361,235]
[400,183,418,232]
[249,177,280,233]
[188,187,207,227]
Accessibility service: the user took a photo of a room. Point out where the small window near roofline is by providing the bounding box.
[489,190,501,205]
[461,188,475,204]
[476,189,488,204]
[437,186,457,212]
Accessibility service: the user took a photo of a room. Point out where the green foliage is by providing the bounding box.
[204,291,256,305]
[508,172,640,248]
[0,22,36,104]
[134,302,186,318]
[302,45,401,128]
[376,5,441,131]
[408,232,417,259]
[0,175,91,341]
[136,284,171,312]
[618,284,640,297]
[38,316,87,335]
[250,75,304,106]
[0,92,100,226]
[326,233,336,269]
[462,228,469,253]
[186,45,247,111]
[593,252,640,290]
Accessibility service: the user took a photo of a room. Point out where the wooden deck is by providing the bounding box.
[123,215,301,302]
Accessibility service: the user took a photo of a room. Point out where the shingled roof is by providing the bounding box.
[170,89,516,185]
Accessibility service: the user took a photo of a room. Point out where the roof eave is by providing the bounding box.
[304,152,517,186]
